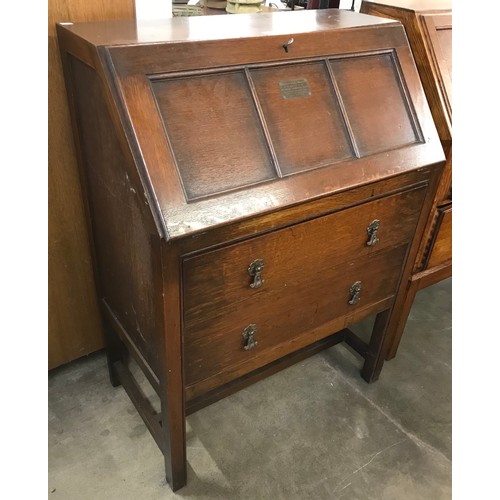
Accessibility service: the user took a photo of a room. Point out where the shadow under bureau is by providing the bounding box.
[57,9,444,490]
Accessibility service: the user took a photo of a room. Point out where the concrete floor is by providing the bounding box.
[48,278,451,499]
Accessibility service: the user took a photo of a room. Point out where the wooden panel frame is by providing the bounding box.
[107,41,442,240]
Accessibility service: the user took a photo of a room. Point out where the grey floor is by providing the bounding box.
[48,278,451,499]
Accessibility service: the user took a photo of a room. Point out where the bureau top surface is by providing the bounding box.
[58,9,445,241]
[361,0,452,12]
[58,9,396,46]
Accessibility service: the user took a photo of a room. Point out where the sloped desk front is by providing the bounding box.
[57,9,444,490]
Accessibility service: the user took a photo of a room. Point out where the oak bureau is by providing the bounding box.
[57,9,445,490]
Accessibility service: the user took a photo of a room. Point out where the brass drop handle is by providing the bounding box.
[366,219,380,246]
[248,259,265,289]
[348,281,362,305]
[282,38,294,53]
[242,324,258,351]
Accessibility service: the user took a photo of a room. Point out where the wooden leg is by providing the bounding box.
[361,309,391,383]
[385,278,419,360]
[159,329,187,490]
[387,262,451,360]
[160,252,187,491]
[161,389,187,491]
[101,313,124,388]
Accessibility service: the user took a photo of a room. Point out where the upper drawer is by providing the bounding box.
[183,185,426,325]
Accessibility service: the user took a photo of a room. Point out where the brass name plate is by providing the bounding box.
[279,79,311,99]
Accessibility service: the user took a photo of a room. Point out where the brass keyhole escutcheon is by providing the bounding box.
[366,219,380,246]
[242,324,257,351]
[348,281,362,305]
[248,259,265,289]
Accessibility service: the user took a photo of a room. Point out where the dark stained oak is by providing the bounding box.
[185,245,408,397]
[153,72,276,200]
[249,62,355,172]
[329,52,422,155]
[183,186,426,324]
[360,0,452,358]
[57,9,444,490]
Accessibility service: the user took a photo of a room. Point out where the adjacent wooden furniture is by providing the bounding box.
[57,9,444,490]
[307,0,340,9]
[48,0,135,369]
[360,0,452,358]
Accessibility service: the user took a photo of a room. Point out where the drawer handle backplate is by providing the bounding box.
[348,281,362,305]
[242,324,258,351]
[366,219,380,246]
[248,259,265,289]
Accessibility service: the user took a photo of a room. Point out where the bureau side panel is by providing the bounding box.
[69,56,164,376]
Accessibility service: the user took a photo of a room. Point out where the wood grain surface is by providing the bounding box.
[360,0,452,359]
[48,0,135,369]
[57,11,445,489]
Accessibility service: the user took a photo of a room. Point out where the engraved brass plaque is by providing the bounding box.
[279,79,311,99]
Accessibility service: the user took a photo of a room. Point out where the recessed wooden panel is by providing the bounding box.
[72,57,163,375]
[152,72,276,200]
[421,13,452,107]
[436,28,451,75]
[250,62,353,175]
[330,53,419,156]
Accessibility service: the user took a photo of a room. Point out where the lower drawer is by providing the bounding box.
[184,244,407,398]
[426,205,451,269]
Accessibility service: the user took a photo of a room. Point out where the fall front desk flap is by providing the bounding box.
[59,9,444,240]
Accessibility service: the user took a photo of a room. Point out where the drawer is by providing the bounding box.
[184,244,408,394]
[426,205,452,269]
[183,185,426,326]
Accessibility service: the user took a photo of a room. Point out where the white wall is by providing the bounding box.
[135,0,173,20]
[339,0,361,11]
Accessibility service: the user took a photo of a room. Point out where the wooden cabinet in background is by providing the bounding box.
[360,0,452,358]
[48,0,135,369]
[57,9,444,490]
